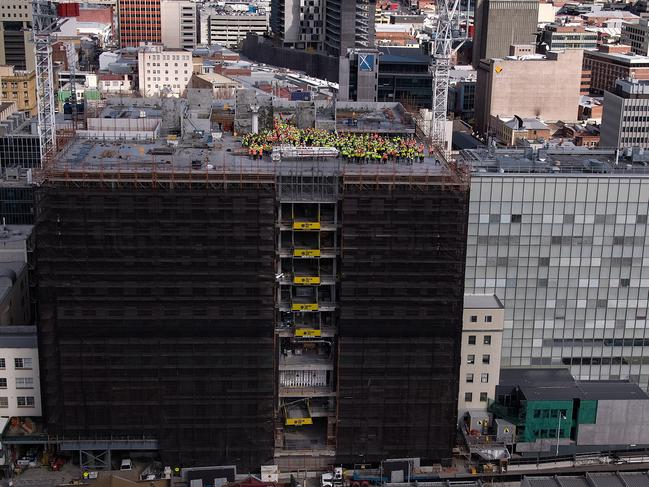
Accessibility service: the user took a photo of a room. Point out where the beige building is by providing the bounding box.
[161,0,197,50]
[474,48,583,136]
[0,65,36,115]
[137,44,193,97]
[0,0,35,72]
[458,294,504,418]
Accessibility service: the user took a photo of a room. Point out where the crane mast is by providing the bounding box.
[32,0,60,165]
[431,0,465,153]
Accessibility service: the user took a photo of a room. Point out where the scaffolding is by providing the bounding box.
[36,143,468,468]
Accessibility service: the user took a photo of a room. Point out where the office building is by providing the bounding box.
[137,45,193,97]
[0,327,41,417]
[36,98,469,469]
[0,65,36,116]
[458,295,504,417]
[0,110,40,170]
[323,0,376,57]
[0,0,34,73]
[472,0,539,67]
[462,146,649,392]
[270,0,324,50]
[583,46,649,95]
[161,0,197,50]
[118,0,161,47]
[622,19,649,56]
[537,24,598,53]
[474,49,583,136]
[207,12,268,48]
[601,78,649,149]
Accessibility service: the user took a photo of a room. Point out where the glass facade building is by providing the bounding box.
[464,149,649,391]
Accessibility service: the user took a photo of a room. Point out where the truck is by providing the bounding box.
[321,467,343,487]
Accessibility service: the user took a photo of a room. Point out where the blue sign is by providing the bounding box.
[359,54,375,72]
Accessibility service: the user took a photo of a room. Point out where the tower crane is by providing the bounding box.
[430,0,468,154]
[31,0,78,165]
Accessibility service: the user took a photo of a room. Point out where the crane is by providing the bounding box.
[430,0,468,154]
[32,0,78,165]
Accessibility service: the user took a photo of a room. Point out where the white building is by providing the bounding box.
[0,327,41,417]
[161,0,197,50]
[137,44,193,97]
[458,294,504,417]
[207,13,268,48]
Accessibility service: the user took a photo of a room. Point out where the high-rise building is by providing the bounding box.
[118,0,161,47]
[472,0,539,67]
[270,0,325,50]
[474,49,583,136]
[622,19,649,56]
[0,65,36,116]
[324,0,376,57]
[160,0,197,50]
[601,78,649,149]
[207,12,268,48]
[36,100,469,469]
[462,146,649,392]
[0,0,35,72]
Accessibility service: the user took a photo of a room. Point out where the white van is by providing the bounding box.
[120,459,133,471]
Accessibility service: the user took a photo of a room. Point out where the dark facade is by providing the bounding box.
[2,22,28,70]
[336,186,469,463]
[36,158,468,468]
[377,47,433,109]
[36,186,276,469]
[324,0,376,57]
[0,183,34,225]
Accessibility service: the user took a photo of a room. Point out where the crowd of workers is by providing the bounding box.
[242,120,428,163]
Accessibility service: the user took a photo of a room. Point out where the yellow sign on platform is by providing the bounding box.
[293,221,321,230]
[285,417,313,426]
[292,303,319,312]
[294,276,321,285]
[293,249,321,258]
[295,328,322,337]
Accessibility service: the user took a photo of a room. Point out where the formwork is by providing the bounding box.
[36,181,276,470]
[336,176,469,464]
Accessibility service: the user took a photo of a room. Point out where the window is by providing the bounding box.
[17,396,34,407]
[0,397,7,408]
[0,378,6,389]
[511,214,522,223]
[467,354,475,364]
[15,358,32,369]
[0,358,5,369]
[466,373,474,383]
[480,392,488,402]
[533,409,541,418]
[470,315,478,323]
[464,392,473,402]
[485,315,493,323]
[482,354,491,364]
[16,377,33,389]
[468,335,476,345]
[481,373,489,383]
[483,336,492,345]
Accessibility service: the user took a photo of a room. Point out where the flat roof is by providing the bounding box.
[0,325,37,349]
[498,368,649,401]
[524,473,649,487]
[464,294,503,310]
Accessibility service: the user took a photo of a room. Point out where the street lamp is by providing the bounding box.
[555,412,567,456]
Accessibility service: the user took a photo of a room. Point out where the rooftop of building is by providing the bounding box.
[523,472,649,487]
[614,77,649,95]
[498,368,649,401]
[584,49,649,64]
[0,224,33,244]
[378,46,431,64]
[464,294,504,310]
[0,261,27,308]
[0,326,37,349]
[461,146,649,175]
[582,10,640,18]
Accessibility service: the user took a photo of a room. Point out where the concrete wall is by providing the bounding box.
[242,34,340,82]
[577,399,649,445]
[600,90,623,148]
[475,50,583,135]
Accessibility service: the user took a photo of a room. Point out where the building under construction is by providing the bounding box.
[35,101,469,470]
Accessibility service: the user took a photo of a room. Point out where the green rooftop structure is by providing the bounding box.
[489,368,649,456]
